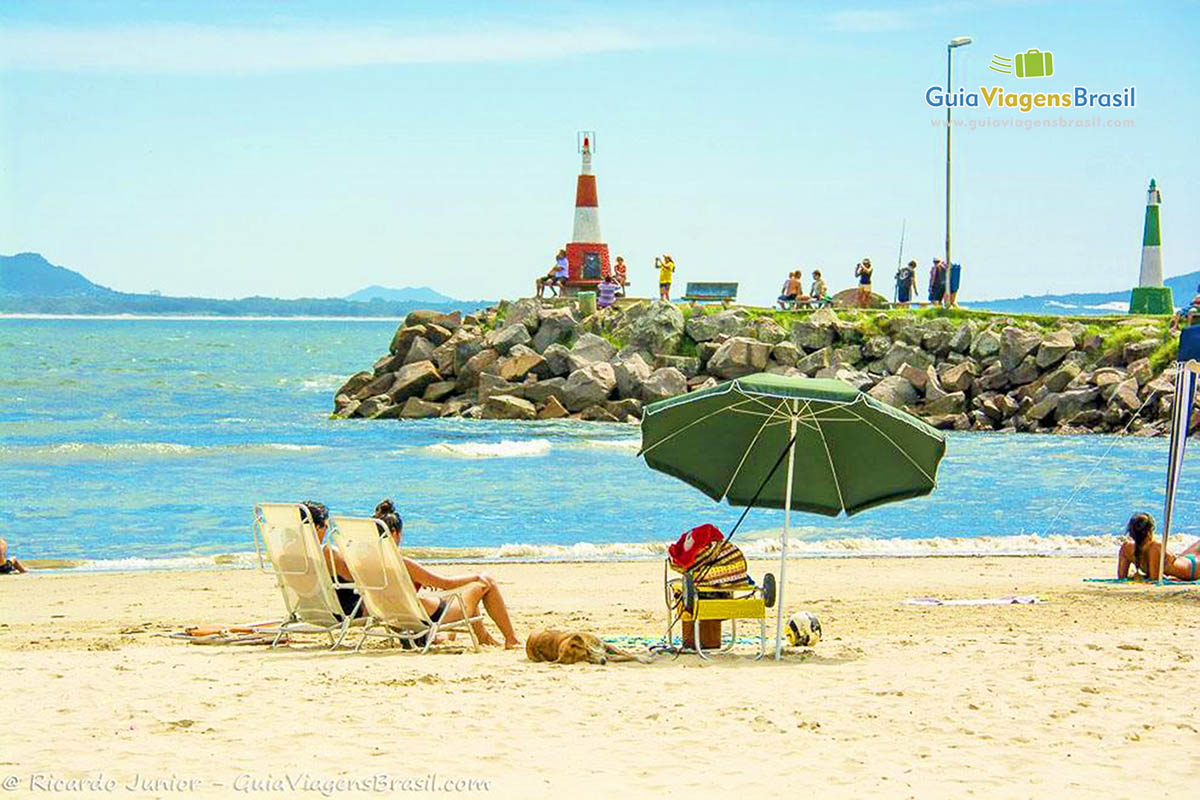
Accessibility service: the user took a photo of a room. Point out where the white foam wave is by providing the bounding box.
[575,438,641,451]
[0,442,325,462]
[51,552,261,573]
[299,373,346,391]
[420,439,553,459]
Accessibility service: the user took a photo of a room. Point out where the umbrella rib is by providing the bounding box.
[638,396,762,456]
[808,402,849,512]
[720,398,789,500]
[844,405,938,486]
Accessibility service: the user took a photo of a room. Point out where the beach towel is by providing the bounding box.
[168,621,284,645]
[689,541,750,587]
[667,524,724,571]
[903,596,1045,606]
[1083,578,1200,585]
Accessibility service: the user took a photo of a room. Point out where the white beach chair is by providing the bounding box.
[253,503,359,649]
[329,515,481,654]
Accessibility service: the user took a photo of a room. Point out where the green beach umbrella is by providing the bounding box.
[638,373,946,658]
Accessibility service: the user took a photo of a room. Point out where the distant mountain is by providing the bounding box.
[0,253,488,317]
[970,270,1200,316]
[346,285,461,304]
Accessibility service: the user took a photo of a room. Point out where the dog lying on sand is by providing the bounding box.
[525,629,651,665]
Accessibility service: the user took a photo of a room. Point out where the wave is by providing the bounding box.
[419,439,553,459]
[0,442,326,462]
[574,438,641,452]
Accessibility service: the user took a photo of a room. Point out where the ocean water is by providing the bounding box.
[1,317,1195,571]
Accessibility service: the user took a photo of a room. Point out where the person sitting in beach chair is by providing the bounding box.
[333,499,520,648]
[1117,512,1200,582]
[1171,284,1200,329]
[0,537,28,574]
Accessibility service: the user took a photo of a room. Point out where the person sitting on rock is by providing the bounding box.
[536,249,570,298]
[0,538,28,574]
[1118,512,1200,582]
[613,256,628,296]
[367,499,520,649]
[598,273,620,310]
[778,271,801,310]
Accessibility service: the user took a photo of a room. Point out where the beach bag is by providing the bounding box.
[667,525,749,587]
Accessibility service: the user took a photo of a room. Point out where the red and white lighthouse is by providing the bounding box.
[565,132,610,289]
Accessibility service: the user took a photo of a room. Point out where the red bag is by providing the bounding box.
[667,524,724,571]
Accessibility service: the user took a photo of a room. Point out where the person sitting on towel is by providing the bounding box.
[0,537,28,574]
[1117,512,1200,582]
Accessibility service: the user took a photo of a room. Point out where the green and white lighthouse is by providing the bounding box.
[1130,178,1171,315]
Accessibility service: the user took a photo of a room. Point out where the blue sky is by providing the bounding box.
[1,1,1197,304]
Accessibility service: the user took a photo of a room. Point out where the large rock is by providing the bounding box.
[868,376,919,408]
[456,349,499,391]
[1123,339,1160,364]
[523,377,567,406]
[541,343,572,377]
[485,324,532,356]
[970,329,1002,360]
[1109,379,1141,413]
[580,405,620,423]
[1036,330,1076,368]
[924,391,967,416]
[538,396,569,419]
[388,361,442,403]
[948,323,973,354]
[502,298,542,333]
[353,371,397,401]
[707,336,772,379]
[566,333,617,372]
[771,341,800,367]
[938,361,976,393]
[403,336,436,366]
[453,333,486,373]
[1027,394,1059,422]
[497,346,550,382]
[389,324,427,357]
[741,316,788,345]
[641,367,687,404]
[482,394,537,420]
[882,342,934,374]
[353,395,393,418]
[815,366,873,392]
[790,320,835,352]
[337,371,374,399]
[422,323,452,347]
[532,308,579,352]
[1044,361,1082,393]
[614,354,653,400]
[1127,358,1153,387]
[685,309,745,342]
[423,380,458,403]
[1055,388,1100,422]
[655,354,701,379]
[605,398,643,422]
[477,373,522,404]
[403,309,442,328]
[796,347,832,377]
[863,335,892,360]
[999,327,1043,371]
[399,397,443,419]
[430,311,461,332]
[562,362,617,412]
[622,302,685,354]
[1007,355,1039,386]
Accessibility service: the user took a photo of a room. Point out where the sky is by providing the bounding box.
[1,0,1197,305]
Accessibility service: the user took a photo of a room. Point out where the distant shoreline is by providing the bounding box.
[0,313,404,322]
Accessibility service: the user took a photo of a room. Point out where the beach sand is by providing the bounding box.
[3,558,1198,799]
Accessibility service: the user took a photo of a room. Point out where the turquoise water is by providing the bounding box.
[1,317,1193,569]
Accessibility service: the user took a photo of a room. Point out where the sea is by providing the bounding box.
[2,316,1195,572]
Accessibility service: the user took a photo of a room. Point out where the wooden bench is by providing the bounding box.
[681,282,738,303]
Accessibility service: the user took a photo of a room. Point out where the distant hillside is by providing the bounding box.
[346,284,460,304]
[0,253,487,317]
[971,270,1200,316]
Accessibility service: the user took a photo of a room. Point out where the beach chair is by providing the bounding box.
[253,503,359,650]
[329,515,482,653]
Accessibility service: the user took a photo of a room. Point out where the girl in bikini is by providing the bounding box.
[1117,512,1200,581]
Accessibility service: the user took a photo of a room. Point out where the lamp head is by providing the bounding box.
[949,36,973,48]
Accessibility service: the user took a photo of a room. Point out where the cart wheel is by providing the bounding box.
[762,572,777,608]
[682,573,698,614]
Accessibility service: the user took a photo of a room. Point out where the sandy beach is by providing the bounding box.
[3,557,1198,799]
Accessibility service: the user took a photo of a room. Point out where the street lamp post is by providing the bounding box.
[945,36,972,273]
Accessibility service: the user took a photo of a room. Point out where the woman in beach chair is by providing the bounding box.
[1117,512,1200,582]
[342,499,520,648]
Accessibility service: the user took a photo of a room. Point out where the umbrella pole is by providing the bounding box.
[775,413,798,659]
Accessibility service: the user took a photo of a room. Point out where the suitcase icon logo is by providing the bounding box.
[989,49,1055,78]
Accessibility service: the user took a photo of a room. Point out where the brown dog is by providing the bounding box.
[525,629,650,665]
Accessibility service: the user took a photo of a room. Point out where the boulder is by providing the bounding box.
[925,413,971,431]
[641,367,688,404]
[399,397,443,419]
[523,377,567,406]
[497,346,550,382]
[882,342,934,374]
[771,341,800,367]
[429,340,457,376]
[614,353,653,400]
[354,395,393,419]
[1036,330,1075,369]
[430,311,461,332]
[456,349,500,391]
[403,309,442,328]
[815,366,873,392]
[975,362,1009,392]
[485,324,532,355]
[422,380,458,403]
[970,329,1002,360]
[403,336,436,366]
[790,320,835,352]
[566,333,617,372]
[620,301,685,355]
[707,336,772,379]
[482,394,537,420]
[831,345,862,366]
[1007,355,1040,386]
[1027,394,1059,422]
[999,327,1042,371]
[655,354,701,379]
[1056,387,1100,421]
[389,324,427,357]
[502,298,542,333]
[1044,361,1082,393]
[579,405,620,423]
[1127,358,1153,387]
[863,335,891,360]
[372,354,402,375]
[689,376,719,393]
[938,361,976,393]
[924,392,967,416]
[337,371,375,399]
[477,373,521,404]
[538,396,569,420]
[742,316,788,345]
[422,323,452,347]
[453,334,486,373]
[562,362,617,412]
[948,323,973,354]
[388,360,442,403]
[334,397,361,418]
[1109,379,1141,413]
[1123,339,1160,364]
[685,309,746,342]
[796,347,832,377]
[868,376,919,409]
[605,398,644,422]
[532,308,580,352]
[541,343,572,377]
[697,341,721,370]
[353,371,397,401]
[897,363,929,391]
